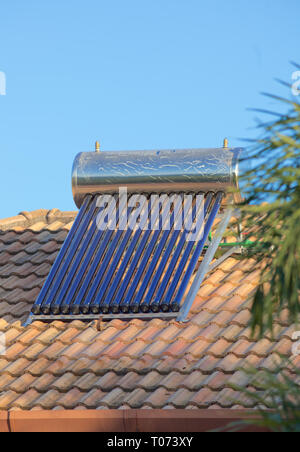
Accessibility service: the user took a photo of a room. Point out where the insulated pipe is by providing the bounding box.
[72,148,242,208]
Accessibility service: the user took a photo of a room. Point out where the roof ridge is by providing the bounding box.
[0,209,77,232]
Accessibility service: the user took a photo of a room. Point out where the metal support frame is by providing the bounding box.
[208,245,240,274]
[177,206,233,322]
[23,312,178,326]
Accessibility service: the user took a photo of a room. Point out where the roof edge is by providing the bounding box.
[0,209,77,231]
[3,409,268,433]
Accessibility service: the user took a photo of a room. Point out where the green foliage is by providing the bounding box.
[221,68,300,433]
[239,75,300,337]
[228,359,300,432]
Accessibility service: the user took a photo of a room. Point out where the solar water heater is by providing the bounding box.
[28,145,241,323]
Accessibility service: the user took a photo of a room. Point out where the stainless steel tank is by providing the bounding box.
[72,147,241,208]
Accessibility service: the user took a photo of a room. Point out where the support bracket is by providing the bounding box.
[177,207,233,322]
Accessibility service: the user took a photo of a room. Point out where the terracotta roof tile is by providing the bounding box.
[226,370,252,388]
[44,356,74,377]
[3,327,21,344]
[179,371,208,390]
[0,390,20,409]
[158,372,186,390]
[62,357,93,376]
[53,327,82,344]
[173,389,198,408]
[0,374,15,391]
[4,358,30,376]
[197,324,221,341]
[72,327,100,344]
[40,342,68,360]
[21,342,46,360]
[188,310,217,325]
[0,208,297,410]
[93,372,121,391]
[34,390,62,409]
[143,387,172,408]
[79,389,105,408]
[72,373,98,391]
[123,388,149,408]
[219,324,245,341]
[56,389,86,409]
[217,355,245,373]
[117,372,141,391]
[89,388,123,409]
[9,386,39,409]
[25,358,52,376]
[33,327,62,345]
[4,342,28,360]
[29,373,57,392]
[204,339,233,357]
[190,388,218,407]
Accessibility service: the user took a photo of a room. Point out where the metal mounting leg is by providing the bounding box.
[22,313,34,328]
[177,207,233,322]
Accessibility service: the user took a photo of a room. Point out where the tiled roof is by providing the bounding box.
[0,209,298,411]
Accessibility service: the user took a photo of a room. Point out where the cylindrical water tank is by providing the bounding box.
[72,147,241,208]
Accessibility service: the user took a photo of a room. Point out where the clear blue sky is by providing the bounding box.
[0,0,299,218]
